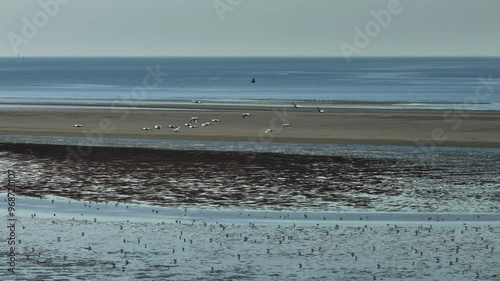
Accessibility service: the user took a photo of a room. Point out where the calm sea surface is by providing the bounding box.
[1,57,499,104]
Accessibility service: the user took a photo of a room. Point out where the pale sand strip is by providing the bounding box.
[1,106,500,147]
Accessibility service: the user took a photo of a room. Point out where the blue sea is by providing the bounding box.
[1,57,500,108]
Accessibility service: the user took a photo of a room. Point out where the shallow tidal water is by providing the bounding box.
[1,195,499,281]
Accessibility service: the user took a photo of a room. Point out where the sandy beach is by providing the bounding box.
[1,104,500,147]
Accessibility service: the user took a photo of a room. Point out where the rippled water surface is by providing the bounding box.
[1,137,499,212]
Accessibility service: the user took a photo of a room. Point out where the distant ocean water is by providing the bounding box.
[1,57,500,104]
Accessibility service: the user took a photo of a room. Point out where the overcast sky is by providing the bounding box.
[1,0,499,57]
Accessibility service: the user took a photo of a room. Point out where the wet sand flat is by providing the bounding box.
[2,142,499,212]
[1,106,500,147]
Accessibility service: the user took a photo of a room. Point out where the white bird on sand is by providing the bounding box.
[190,117,199,123]
[171,127,180,133]
[242,113,251,118]
[192,100,202,104]
[142,127,151,131]
[282,124,291,128]
[317,107,325,113]
[201,122,212,127]
[211,119,221,122]
[264,129,275,134]
[189,125,197,128]
[73,124,84,127]
[292,102,301,108]
[154,125,162,130]
[168,125,177,128]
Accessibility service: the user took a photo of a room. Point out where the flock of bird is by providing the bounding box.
[12,196,499,280]
[139,116,223,133]
[73,101,325,134]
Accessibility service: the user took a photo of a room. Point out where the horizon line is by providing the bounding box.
[1,55,500,59]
